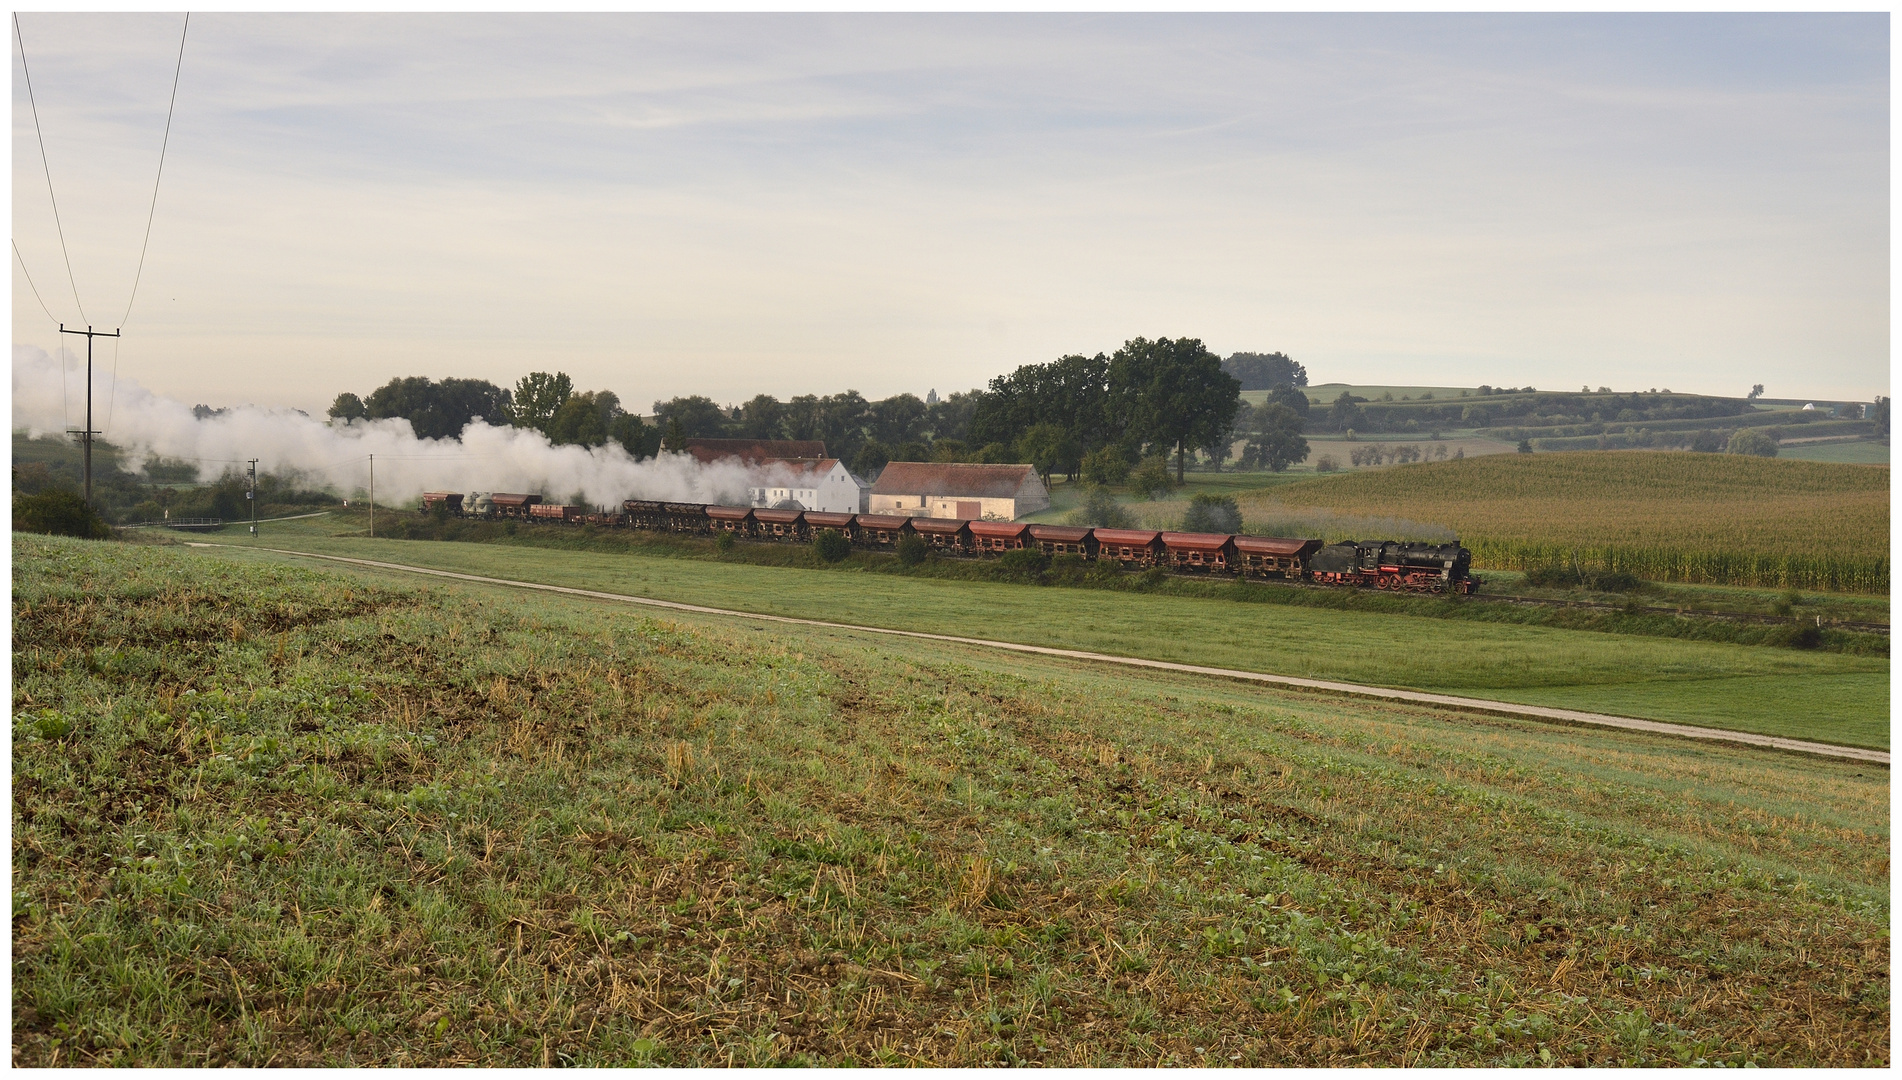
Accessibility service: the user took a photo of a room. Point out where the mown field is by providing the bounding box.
[200,521,1888,748]
[11,535,1889,1066]
[1242,452,1890,592]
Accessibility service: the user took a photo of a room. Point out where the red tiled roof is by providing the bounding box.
[870,462,1041,498]
[750,457,844,482]
[684,438,828,465]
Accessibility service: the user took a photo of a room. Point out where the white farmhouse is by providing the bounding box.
[868,462,1050,521]
[745,458,867,514]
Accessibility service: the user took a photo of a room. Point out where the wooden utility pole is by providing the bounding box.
[59,324,120,506]
[247,458,259,536]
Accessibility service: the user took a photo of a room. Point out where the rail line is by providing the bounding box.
[189,542,1890,767]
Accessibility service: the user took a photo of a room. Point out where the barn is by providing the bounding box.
[868,462,1050,521]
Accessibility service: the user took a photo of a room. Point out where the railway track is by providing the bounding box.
[1469,590,1889,635]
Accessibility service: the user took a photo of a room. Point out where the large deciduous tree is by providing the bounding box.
[511,372,573,435]
[1108,337,1241,483]
[362,376,512,440]
[1221,351,1308,390]
[651,395,731,440]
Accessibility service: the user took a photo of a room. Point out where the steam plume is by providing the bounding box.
[11,345,795,507]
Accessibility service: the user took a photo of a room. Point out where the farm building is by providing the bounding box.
[683,438,828,465]
[868,462,1050,521]
[743,458,867,514]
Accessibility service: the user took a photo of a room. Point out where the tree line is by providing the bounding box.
[325,337,1312,482]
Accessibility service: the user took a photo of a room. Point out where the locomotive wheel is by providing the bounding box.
[1430,582,1445,593]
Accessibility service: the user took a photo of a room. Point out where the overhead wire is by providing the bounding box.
[12,239,70,427]
[13,13,88,325]
[117,12,188,329]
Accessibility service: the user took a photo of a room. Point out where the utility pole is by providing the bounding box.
[247,458,259,536]
[59,324,121,506]
[368,454,375,538]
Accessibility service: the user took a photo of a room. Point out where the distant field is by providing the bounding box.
[1243,452,1890,592]
[194,525,1888,747]
[1778,440,1890,465]
[12,535,1888,1066]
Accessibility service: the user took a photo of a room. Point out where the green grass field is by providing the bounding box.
[194,519,1888,749]
[11,535,1888,1066]
[1777,440,1890,465]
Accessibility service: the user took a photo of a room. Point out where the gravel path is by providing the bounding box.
[198,544,1890,767]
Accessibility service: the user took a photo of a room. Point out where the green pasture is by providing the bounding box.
[11,534,1888,1066]
[1777,440,1890,465]
[202,523,1888,748]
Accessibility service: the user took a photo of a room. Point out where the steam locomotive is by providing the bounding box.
[419,490,1479,594]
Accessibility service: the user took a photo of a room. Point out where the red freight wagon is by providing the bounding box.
[490,493,542,518]
[421,491,464,514]
[1160,531,1235,572]
[706,505,756,536]
[622,500,668,529]
[908,516,972,553]
[802,511,857,542]
[751,507,806,540]
[529,503,583,523]
[1091,528,1164,568]
[662,503,710,532]
[1027,524,1094,557]
[853,513,913,547]
[967,520,1031,553]
[1231,536,1323,578]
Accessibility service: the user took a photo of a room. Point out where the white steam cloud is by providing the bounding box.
[11,345,800,508]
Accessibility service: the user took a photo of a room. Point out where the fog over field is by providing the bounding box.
[10,344,789,506]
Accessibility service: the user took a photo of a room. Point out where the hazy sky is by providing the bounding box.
[11,13,1890,415]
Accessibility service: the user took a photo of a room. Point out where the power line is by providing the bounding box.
[11,239,61,324]
[13,14,88,325]
[118,12,188,328]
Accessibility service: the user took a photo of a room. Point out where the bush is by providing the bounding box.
[1726,428,1779,457]
[895,533,928,567]
[996,548,1049,576]
[715,530,736,554]
[14,491,112,539]
[1314,455,1339,473]
[1522,564,1645,592]
[812,529,851,563]
[1182,493,1242,534]
[1065,485,1133,529]
[1128,455,1177,500]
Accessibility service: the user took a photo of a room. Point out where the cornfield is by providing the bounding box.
[1239,451,1890,593]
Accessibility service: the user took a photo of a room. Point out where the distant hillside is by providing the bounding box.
[1239,451,1888,591]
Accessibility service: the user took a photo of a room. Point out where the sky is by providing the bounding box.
[10,13,1891,418]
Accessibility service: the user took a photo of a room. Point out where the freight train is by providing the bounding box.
[420,490,1478,594]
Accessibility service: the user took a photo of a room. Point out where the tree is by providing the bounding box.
[548,390,621,448]
[1080,445,1131,486]
[610,412,658,459]
[652,395,730,440]
[363,376,512,440]
[739,395,786,439]
[868,394,928,446]
[1108,337,1241,483]
[1243,403,1309,472]
[1221,352,1308,390]
[1264,385,1310,416]
[510,372,573,435]
[327,392,367,422]
[1014,422,1077,482]
[1127,454,1177,500]
[852,439,891,480]
[1064,484,1133,529]
[1329,391,1363,433]
[1689,429,1725,453]
[1517,439,1533,453]
[1726,428,1778,457]
[663,417,686,453]
[1747,384,1765,401]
